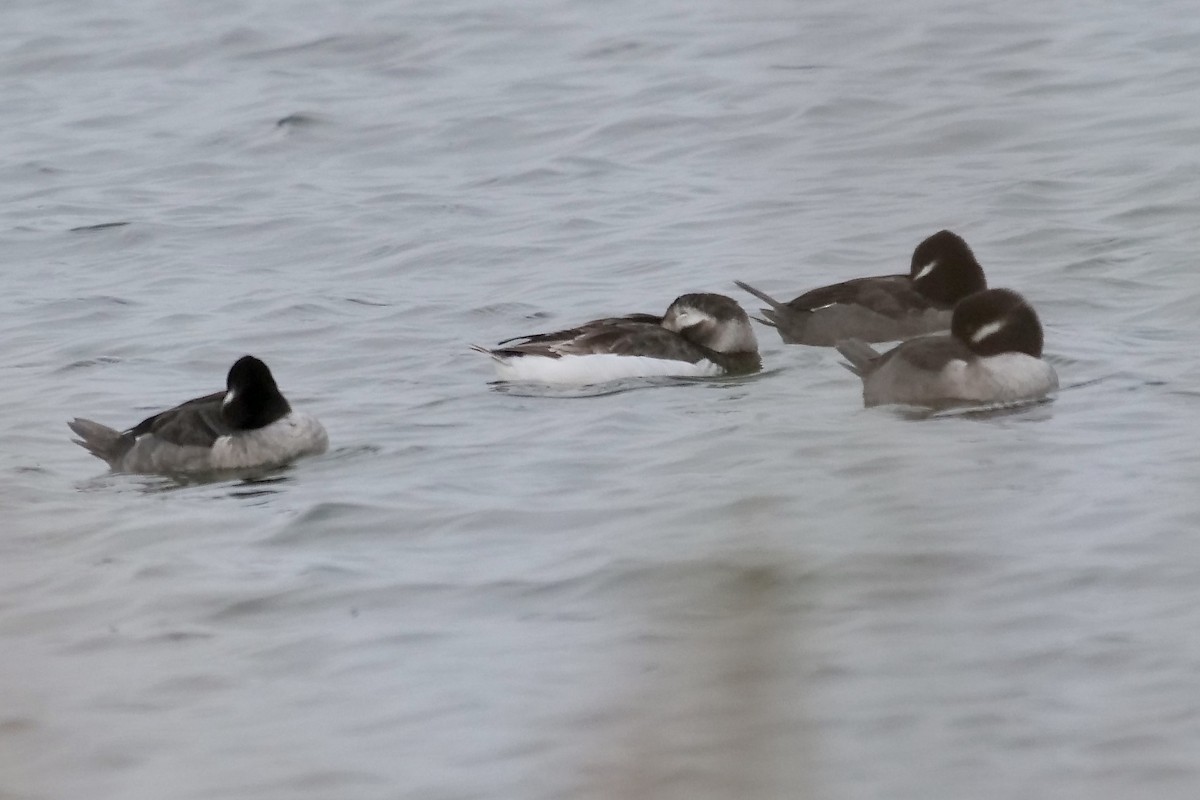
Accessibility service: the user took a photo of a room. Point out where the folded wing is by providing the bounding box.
[129,391,232,448]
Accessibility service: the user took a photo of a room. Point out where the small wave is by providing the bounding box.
[262,501,397,545]
[910,396,1057,421]
[68,221,131,233]
[56,356,123,372]
[320,444,384,461]
[275,112,325,128]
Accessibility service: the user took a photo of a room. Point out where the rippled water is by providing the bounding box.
[3,0,1200,797]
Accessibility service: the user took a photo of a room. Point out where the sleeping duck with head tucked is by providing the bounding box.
[474,292,760,385]
[736,230,988,346]
[68,355,328,476]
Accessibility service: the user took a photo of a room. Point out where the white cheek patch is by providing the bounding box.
[710,321,757,353]
[665,309,713,332]
[914,260,938,281]
[971,319,1005,344]
[222,390,237,408]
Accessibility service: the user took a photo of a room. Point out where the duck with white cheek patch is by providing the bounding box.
[835,288,1058,408]
[736,230,988,346]
[68,355,328,475]
[473,293,761,385]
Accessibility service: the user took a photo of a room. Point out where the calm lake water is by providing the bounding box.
[2,0,1200,798]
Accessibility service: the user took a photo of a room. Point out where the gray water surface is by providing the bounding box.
[3,1,1200,798]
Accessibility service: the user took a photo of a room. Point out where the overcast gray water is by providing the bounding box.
[3,0,1200,798]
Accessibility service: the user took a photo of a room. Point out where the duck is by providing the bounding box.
[735,230,987,345]
[473,293,760,385]
[68,355,328,475]
[835,288,1058,408]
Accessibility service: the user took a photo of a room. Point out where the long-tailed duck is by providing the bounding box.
[474,293,760,385]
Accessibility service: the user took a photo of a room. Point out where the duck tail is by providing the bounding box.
[67,418,125,465]
[834,338,881,376]
[734,280,784,310]
[734,281,786,328]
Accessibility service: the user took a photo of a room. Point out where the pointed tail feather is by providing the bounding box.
[834,338,881,377]
[734,280,787,311]
[736,281,790,329]
[67,418,125,465]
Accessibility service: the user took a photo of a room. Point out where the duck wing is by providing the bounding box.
[786,275,938,318]
[495,317,704,362]
[495,313,662,348]
[884,335,974,373]
[128,391,233,447]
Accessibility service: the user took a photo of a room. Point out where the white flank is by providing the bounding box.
[914,259,938,281]
[971,352,1059,399]
[122,412,329,474]
[209,412,329,471]
[970,319,1005,344]
[490,353,723,385]
[864,351,1057,407]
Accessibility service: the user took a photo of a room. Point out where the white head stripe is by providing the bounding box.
[914,260,938,281]
[971,319,1005,343]
[223,390,237,408]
